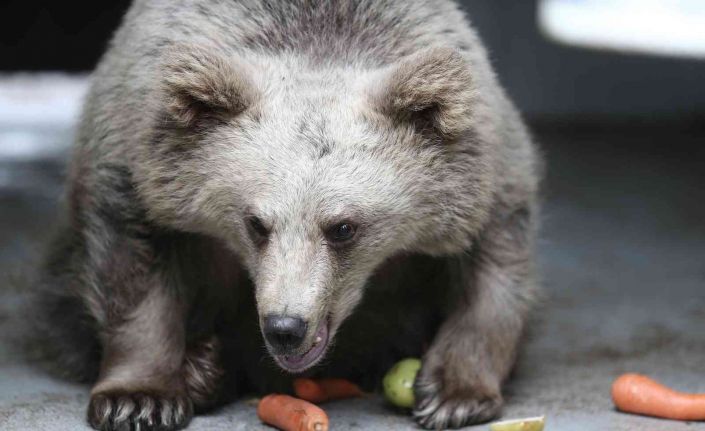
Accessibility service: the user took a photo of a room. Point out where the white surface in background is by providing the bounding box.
[0,74,88,160]
[0,74,89,126]
[539,0,705,59]
[0,130,67,160]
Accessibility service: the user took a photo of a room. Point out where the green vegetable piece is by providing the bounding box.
[489,416,545,431]
[383,358,422,408]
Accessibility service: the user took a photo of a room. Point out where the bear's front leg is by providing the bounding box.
[414,206,537,429]
[87,285,193,431]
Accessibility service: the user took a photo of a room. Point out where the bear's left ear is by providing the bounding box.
[370,47,475,140]
[161,44,257,128]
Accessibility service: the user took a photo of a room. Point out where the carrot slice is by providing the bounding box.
[293,378,364,404]
[612,373,705,421]
[257,394,329,431]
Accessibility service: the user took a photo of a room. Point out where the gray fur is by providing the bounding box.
[32,1,540,430]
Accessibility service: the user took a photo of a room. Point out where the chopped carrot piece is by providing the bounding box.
[612,373,705,421]
[293,378,363,403]
[257,394,329,431]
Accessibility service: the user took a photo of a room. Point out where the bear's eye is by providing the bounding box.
[246,216,270,243]
[326,222,357,245]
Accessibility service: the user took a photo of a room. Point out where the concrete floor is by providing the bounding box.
[1,120,704,430]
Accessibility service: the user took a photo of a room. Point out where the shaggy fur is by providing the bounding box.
[32,1,541,430]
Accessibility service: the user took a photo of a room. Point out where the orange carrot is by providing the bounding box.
[611,373,705,421]
[293,378,364,404]
[257,394,329,431]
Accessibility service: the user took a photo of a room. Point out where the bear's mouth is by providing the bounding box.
[274,318,330,373]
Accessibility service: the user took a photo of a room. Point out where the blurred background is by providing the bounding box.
[0,1,704,430]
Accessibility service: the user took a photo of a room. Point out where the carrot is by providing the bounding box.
[293,378,364,403]
[611,373,705,421]
[257,394,329,431]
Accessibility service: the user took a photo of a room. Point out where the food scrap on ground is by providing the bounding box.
[383,357,422,408]
[612,373,705,421]
[293,378,364,403]
[489,416,545,431]
[257,394,329,431]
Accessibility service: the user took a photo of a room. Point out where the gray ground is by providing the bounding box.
[1,121,704,430]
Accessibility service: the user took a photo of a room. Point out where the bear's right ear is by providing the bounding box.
[161,44,257,128]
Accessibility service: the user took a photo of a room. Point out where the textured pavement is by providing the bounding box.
[1,86,704,429]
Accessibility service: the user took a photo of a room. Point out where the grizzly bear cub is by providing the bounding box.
[34,0,540,429]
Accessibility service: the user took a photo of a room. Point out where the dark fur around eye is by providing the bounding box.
[325,222,357,245]
[246,216,270,243]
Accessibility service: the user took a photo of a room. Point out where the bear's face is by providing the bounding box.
[222,106,433,372]
[141,45,494,371]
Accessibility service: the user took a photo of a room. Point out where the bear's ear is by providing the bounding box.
[161,44,257,128]
[371,47,475,140]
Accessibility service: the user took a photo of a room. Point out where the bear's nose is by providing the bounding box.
[263,315,308,353]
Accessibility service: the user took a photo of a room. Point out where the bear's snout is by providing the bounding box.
[263,315,308,353]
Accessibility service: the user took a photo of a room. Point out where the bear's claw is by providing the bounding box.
[87,390,192,431]
[413,373,502,429]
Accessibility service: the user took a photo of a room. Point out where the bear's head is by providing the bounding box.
[140,44,495,372]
